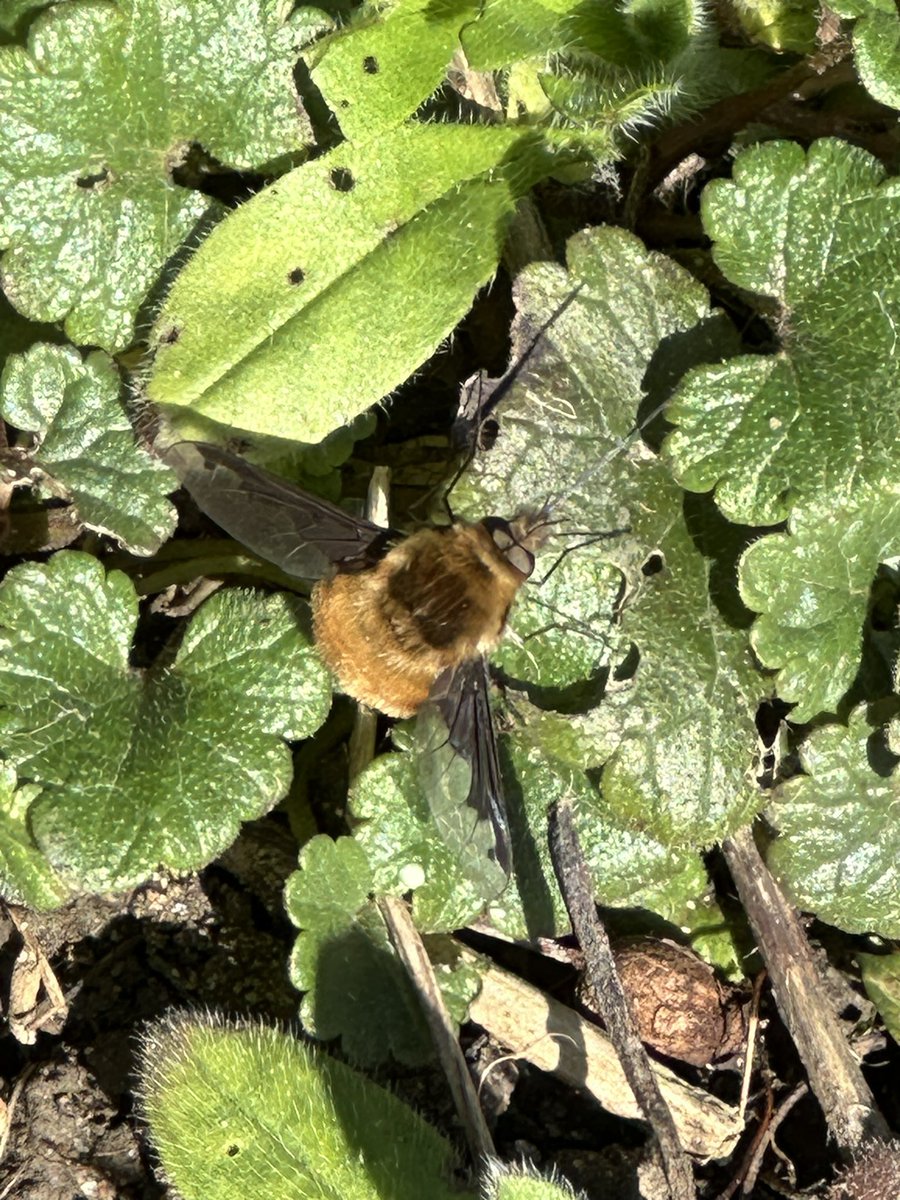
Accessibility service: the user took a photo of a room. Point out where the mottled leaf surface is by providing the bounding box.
[768,708,900,937]
[0,553,331,891]
[665,139,900,526]
[1,343,176,554]
[0,763,67,908]
[0,0,314,349]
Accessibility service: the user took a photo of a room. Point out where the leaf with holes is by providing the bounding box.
[0,553,331,892]
[308,0,479,142]
[0,0,317,350]
[147,123,568,444]
[1,343,177,555]
[138,1013,470,1200]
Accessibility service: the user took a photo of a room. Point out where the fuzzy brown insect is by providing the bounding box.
[163,440,554,872]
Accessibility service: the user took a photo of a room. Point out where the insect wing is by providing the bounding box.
[163,441,394,579]
[417,657,511,880]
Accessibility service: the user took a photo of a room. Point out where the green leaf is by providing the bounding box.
[0,553,331,891]
[767,708,900,937]
[285,834,480,1063]
[138,1012,471,1200]
[830,0,900,109]
[665,139,900,525]
[456,226,761,863]
[1,343,177,554]
[858,949,900,1044]
[309,0,478,141]
[487,1162,585,1200]
[0,763,68,908]
[147,123,565,443]
[0,0,315,350]
[350,752,507,932]
[728,0,818,51]
[739,483,900,720]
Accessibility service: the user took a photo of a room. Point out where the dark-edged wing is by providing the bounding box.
[163,441,395,579]
[419,656,511,875]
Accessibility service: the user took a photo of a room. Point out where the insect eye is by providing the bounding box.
[506,544,535,577]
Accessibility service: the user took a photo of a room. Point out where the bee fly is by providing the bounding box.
[161,438,560,873]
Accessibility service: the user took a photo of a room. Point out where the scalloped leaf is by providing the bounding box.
[831,0,900,109]
[0,0,315,350]
[138,1012,470,1200]
[1,342,177,554]
[455,226,761,860]
[739,483,900,719]
[768,708,900,937]
[0,553,331,891]
[858,949,900,1044]
[0,763,68,908]
[148,123,561,444]
[285,834,480,1063]
[665,139,900,525]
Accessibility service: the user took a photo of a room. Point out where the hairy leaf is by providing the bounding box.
[768,708,900,937]
[1,343,176,554]
[139,1012,469,1200]
[665,139,900,525]
[0,0,315,349]
[739,483,900,719]
[0,554,331,891]
[148,123,562,443]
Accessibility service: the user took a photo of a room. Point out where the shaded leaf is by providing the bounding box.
[285,834,480,1063]
[858,949,900,1044]
[1,343,176,554]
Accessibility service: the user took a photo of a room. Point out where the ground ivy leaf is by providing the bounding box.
[858,950,900,1045]
[0,553,331,891]
[147,124,564,444]
[0,763,68,908]
[138,1013,470,1200]
[665,138,900,525]
[350,754,507,932]
[831,0,900,109]
[456,226,760,855]
[768,708,900,937]
[285,835,479,1064]
[309,0,478,142]
[739,483,900,720]
[1,343,177,554]
[0,0,315,351]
